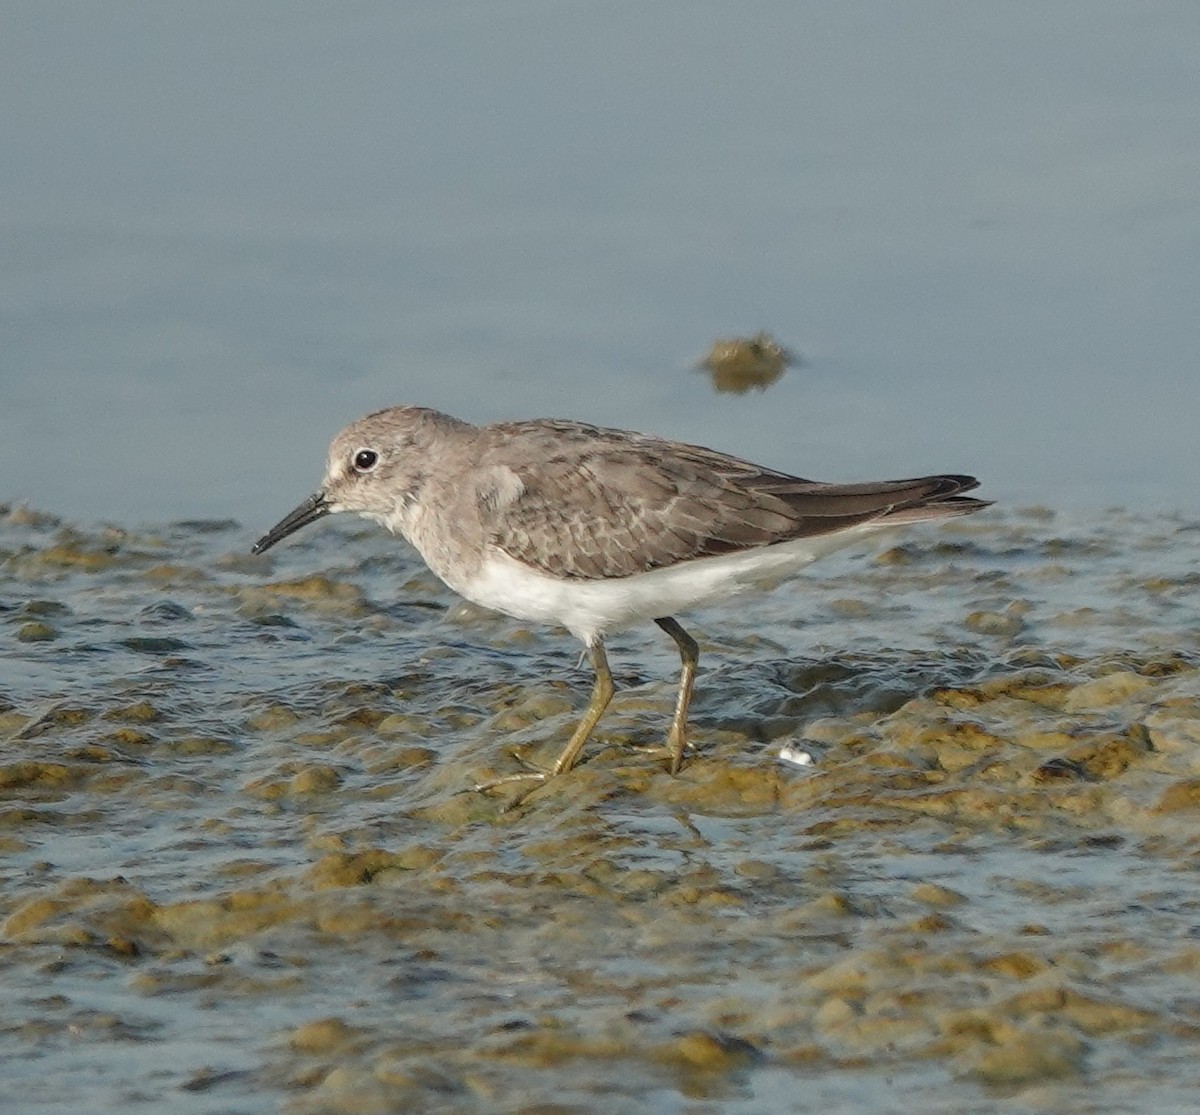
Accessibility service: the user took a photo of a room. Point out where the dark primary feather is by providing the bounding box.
[475,420,987,580]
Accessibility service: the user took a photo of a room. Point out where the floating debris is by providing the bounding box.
[698,331,798,394]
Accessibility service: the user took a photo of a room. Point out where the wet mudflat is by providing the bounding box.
[2,504,1200,1113]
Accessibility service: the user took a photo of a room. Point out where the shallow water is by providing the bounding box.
[3,504,1200,1113]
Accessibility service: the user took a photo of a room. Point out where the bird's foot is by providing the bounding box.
[472,769,548,813]
[473,769,547,793]
[628,732,692,774]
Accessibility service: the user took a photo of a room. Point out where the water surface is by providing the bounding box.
[2,2,1198,522]
[2,505,1200,1112]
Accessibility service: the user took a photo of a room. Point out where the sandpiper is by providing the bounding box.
[252,406,989,795]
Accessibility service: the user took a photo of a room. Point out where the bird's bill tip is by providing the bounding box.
[250,492,332,554]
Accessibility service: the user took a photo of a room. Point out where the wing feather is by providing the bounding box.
[475,420,987,580]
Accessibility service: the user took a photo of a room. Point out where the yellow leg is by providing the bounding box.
[475,640,615,797]
[548,641,615,776]
[655,616,698,774]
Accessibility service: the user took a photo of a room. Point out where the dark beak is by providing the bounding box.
[251,492,332,554]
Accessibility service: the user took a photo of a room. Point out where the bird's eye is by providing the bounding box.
[353,448,379,473]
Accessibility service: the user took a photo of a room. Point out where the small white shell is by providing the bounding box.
[777,744,816,768]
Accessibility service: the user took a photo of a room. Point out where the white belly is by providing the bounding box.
[450,524,882,644]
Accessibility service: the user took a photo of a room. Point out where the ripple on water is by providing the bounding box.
[1,507,1200,1112]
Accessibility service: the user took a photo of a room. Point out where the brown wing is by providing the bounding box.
[478,420,986,580]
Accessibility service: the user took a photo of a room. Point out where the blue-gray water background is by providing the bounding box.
[3,2,1198,524]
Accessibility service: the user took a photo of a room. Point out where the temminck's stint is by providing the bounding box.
[252,406,989,796]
